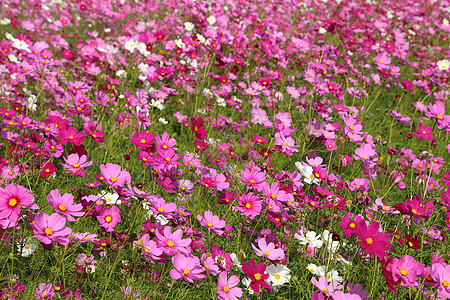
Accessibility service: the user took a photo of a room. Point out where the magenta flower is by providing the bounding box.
[97,205,121,232]
[191,116,207,140]
[61,153,93,176]
[217,271,243,300]
[155,226,191,255]
[356,221,391,259]
[242,258,272,294]
[31,212,72,245]
[234,192,262,219]
[99,163,131,188]
[0,183,38,227]
[130,130,155,150]
[47,189,84,222]
[251,238,285,261]
[197,210,226,235]
[241,167,266,191]
[414,123,434,141]
[169,254,206,283]
[59,126,85,145]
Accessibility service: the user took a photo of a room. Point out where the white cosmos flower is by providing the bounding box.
[184,22,194,32]
[207,15,216,25]
[266,264,291,286]
[295,162,320,184]
[158,118,168,124]
[230,253,242,271]
[306,263,319,274]
[437,59,449,71]
[17,237,38,257]
[124,39,137,53]
[294,230,324,248]
[99,191,121,205]
[318,27,327,34]
[321,230,343,254]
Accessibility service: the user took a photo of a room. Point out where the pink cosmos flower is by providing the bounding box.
[234,192,262,219]
[34,283,55,299]
[426,103,450,130]
[389,255,423,287]
[332,291,362,300]
[201,254,221,275]
[99,163,131,188]
[31,212,72,245]
[197,210,226,235]
[311,276,342,296]
[356,221,391,259]
[156,132,177,150]
[241,167,266,191]
[47,189,84,222]
[0,183,38,227]
[155,226,191,255]
[275,132,298,155]
[242,258,272,294]
[59,126,85,145]
[414,123,434,141]
[217,271,243,300]
[97,205,121,232]
[61,153,93,176]
[139,234,163,260]
[251,238,285,261]
[354,143,376,161]
[169,254,206,283]
[130,131,155,150]
[430,263,450,298]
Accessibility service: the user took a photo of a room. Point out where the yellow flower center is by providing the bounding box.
[110,177,117,182]
[250,179,255,184]
[45,228,53,235]
[443,280,450,287]
[9,198,18,207]
[245,203,251,209]
[157,207,164,213]
[223,286,229,292]
[264,251,270,256]
[349,222,356,229]
[254,273,262,281]
[69,135,74,140]
[207,222,213,227]
[400,269,408,276]
[72,164,79,168]
[140,139,146,143]
[167,240,174,247]
[105,216,112,223]
[183,269,190,275]
[366,238,373,245]
[275,274,281,280]
[59,204,67,211]
[323,288,329,293]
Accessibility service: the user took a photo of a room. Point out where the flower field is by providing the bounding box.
[1,0,450,299]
